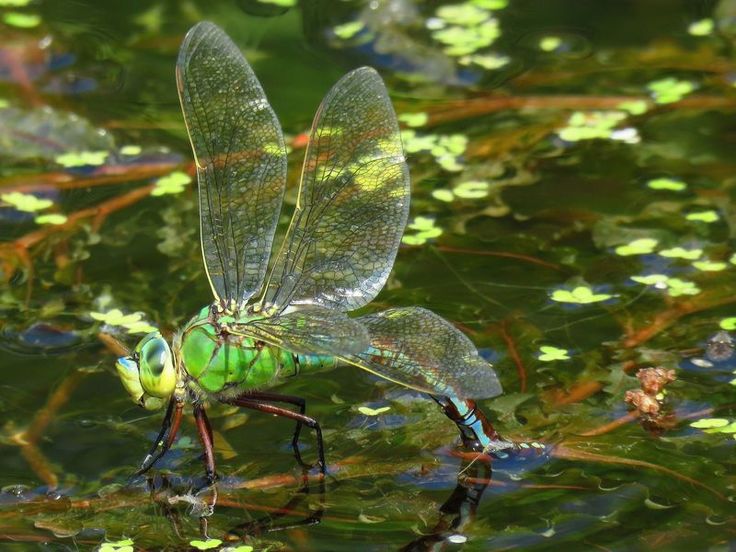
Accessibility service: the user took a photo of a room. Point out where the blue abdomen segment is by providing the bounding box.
[432,395,501,452]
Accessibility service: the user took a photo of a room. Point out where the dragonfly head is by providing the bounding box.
[115,331,176,410]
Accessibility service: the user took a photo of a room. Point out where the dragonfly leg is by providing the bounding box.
[431,395,514,454]
[227,397,326,475]
[243,392,306,463]
[136,398,184,476]
[193,404,217,483]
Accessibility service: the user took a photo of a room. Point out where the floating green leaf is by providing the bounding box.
[459,53,510,69]
[617,100,649,115]
[89,309,156,334]
[658,247,702,260]
[358,405,391,416]
[120,145,142,156]
[558,111,636,143]
[151,171,191,196]
[551,286,612,304]
[1,192,53,212]
[689,418,736,433]
[190,539,223,550]
[453,180,489,199]
[35,214,67,225]
[471,0,508,9]
[431,10,501,57]
[2,11,40,28]
[55,150,109,168]
[436,4,490,26]
[665,278,700,297]
[630,274,668,286]
[402,216,443,246]
[99,539,134,552]
[538,346,570,362]
[690,418,729,429]
[432,189,455,202]
[686,210,719,223]
[257,0,296,5]
[398,112,428,128]
[688,18,714,36]
[333,20,364,39]
[647,77,696,104]
[402,130,467,172]
[692,260,727,272]
[539,36,562,52]
[646,177,686,191]
[614,238,658,256]
[719,318,736,331]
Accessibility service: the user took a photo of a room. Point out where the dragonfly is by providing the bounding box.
[115,21,509,483]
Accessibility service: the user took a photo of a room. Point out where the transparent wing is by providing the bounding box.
[177,22,287,306]
[342,307,502,399]
[259,67,410,313]
[230,305,370,356]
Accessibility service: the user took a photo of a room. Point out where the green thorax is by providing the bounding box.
[177,305,336,396]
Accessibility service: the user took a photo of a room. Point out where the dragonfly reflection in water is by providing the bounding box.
[114,21,513,484]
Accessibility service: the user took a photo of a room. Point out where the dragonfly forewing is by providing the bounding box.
[177,21,287,307]
[259,67,410,314]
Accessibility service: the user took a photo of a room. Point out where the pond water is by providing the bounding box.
[1,0,736,550]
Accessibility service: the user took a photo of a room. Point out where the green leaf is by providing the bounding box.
[614,238,658,256]
[257,0,296,5]
[647,77,696,104]
[190,539,223,550]
[718,318,736,331]
[688,18,714,36]
[692,260,727,272]
[538,345,570,362]
[665,278,700,297]
[539,36,562,51]
[408,216,437,231]
[471,0,508,9]
[151,171,192,196]
[398,112,428,128]
[690,418,729,429]
[2,11,40,28]
[333,20,365,39]
[431,189,455,202]
[686,210,719,223]
[551,286,612,304]
[646,177,686,191]
[120,145,142,155]
[436,4,490,26]
[358,405,391,416]
[1,192,53,212]
[35,214,67,225]
[55,150,108,168]
[453,180,489,199]
[460,53,510,69]
[617,100,649,115]
[658,247,702,260]
[631,274,668,286]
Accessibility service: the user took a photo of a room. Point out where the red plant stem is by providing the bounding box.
[436,245,565,272]
[500,320,527,392]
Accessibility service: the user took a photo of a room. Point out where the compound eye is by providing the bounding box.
[116,355,145,403]
[137,332,176,398]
